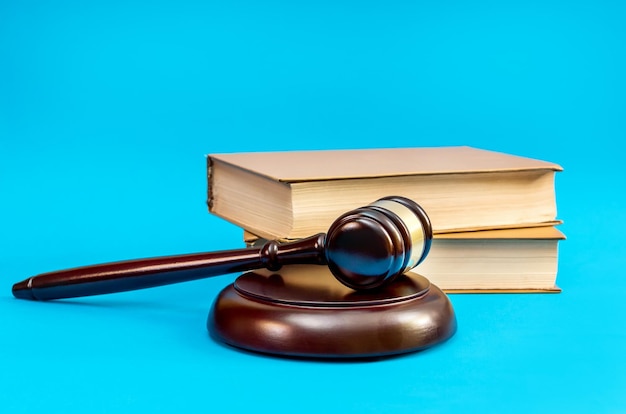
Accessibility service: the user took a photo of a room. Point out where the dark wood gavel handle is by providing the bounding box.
[12,234,327,301]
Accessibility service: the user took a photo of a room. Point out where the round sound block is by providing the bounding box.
[208,265,456,359]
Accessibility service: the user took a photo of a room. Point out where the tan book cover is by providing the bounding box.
[209,146,562,182]
[434,225,565,240]
[208,146,562,240]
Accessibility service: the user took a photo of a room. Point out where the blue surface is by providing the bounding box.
[2,1,625,413]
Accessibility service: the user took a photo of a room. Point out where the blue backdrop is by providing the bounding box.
[2,1,625,413]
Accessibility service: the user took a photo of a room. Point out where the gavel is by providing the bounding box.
[12,196,432,301]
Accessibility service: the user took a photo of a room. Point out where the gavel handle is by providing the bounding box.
[12,234,327,301]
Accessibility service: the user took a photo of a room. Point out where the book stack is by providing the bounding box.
[207,146,564,292]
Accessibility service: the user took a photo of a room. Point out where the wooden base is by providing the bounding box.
[208,265,456,359]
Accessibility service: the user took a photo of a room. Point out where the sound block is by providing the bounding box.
[208,265,456,359]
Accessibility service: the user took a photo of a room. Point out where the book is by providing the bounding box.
[243,226,565,293]
[207,146,562,240]
[415,226,564,292]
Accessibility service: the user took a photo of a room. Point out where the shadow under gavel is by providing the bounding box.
[12,196,432,301]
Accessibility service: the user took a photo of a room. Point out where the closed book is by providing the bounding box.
[207,146,562,240]
[417,226,564,292]
[244,226,565,293]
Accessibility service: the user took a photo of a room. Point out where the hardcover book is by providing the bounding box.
[244,226,565,293]
[207,146,562,240]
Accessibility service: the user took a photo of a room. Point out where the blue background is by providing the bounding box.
[1,1,625,412]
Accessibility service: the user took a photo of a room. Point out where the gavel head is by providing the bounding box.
[325,196,432,290]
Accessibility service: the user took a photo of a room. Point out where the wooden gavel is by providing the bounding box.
[12,196,432,301]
